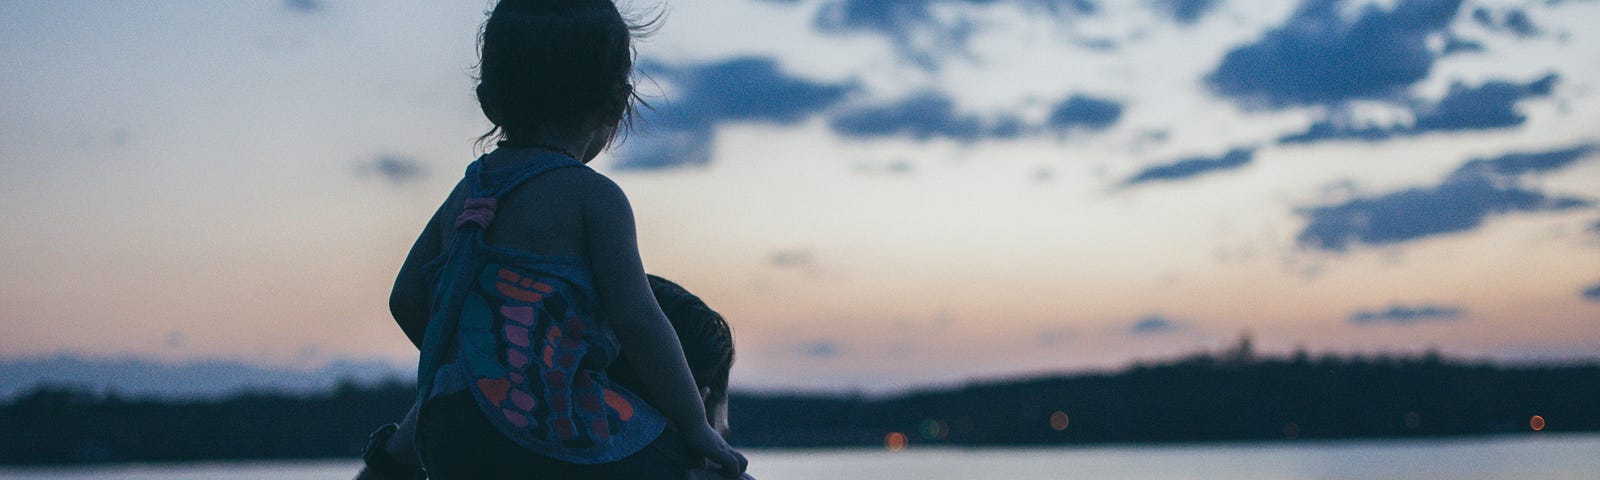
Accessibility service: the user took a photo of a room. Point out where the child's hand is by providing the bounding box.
[684,424,748,478]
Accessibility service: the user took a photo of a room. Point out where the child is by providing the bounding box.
[385,1,747,478]
[359,275,749,480]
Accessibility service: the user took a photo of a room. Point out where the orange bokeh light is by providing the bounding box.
[884,431,908,451]
[1530,415,1546,431]
[1049,411,1070,431]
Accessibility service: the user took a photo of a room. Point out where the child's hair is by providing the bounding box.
[609,275,735,416]
[474,0,654,149]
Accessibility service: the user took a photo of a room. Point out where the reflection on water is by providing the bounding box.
[1,434,1595,480]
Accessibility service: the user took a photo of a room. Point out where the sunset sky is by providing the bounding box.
[2,0,1598,394]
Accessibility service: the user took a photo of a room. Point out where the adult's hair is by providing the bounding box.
[608,275,735,418]
[474,0,652,148]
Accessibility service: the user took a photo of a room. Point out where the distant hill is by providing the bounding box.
[0,354,411,400]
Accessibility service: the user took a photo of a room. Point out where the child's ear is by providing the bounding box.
[476,84,503,125]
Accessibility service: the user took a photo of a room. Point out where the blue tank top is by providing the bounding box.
[416,147,667,464]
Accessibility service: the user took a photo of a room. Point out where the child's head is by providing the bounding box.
[610,275,736,435]
[475,0,649,149]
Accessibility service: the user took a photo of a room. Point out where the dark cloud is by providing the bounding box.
[1150,0,1222,24]
[1123,147,1255,186]
[1129,314,1185,335]
[1297,144,1597,251]
[1047,95,1123,132]
[356,155,428,184]
[1440,37,1486,56]
[1413,74,1558,131]
[830,91,998,141]
[283,0,323,13]
[1349,304,1464,325]
[1473,7,1542,37]
[812,0,1098,66]
[1279,74,1559,144]
[622,57,853,169]
[828,91,1120,141]
[1457,143,1597,176]
[1205,0,1464,108]
[1584,283,1600,302]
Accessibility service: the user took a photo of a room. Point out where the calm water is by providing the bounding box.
[3,434,1596,480]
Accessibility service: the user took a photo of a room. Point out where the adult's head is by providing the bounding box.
[609,275,735,435]
[475,0,650,157]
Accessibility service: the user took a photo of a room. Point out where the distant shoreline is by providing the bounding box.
[5,342,1596,465]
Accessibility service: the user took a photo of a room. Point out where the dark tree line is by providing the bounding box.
[729,350,1599,447]
[4,349,1597,464]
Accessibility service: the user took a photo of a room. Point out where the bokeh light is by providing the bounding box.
[884,431,908,452]
[1049,411,1070,431]
[1531,415,1546,432]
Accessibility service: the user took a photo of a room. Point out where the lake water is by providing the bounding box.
[3,433,1596,479]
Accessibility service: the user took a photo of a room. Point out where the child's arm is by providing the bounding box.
[583,174,748,478]
[389,185,460,349]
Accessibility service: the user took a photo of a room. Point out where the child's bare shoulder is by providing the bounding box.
[538,166,629,212]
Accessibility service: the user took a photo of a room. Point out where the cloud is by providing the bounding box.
[355,155,428,184]
[811,0,1099,66]
[1440,36,1486,56]
[769,249,816,268]
[1129,314,1185,335]
[798,340,842,358]
[621,57,853,169]
[830,91,1006,141]
[1584,283,1600,302]
[1297,144,1597,251]
[1047,95,1124,132]
[1472,7,1542,38]
[828,92,1119,141]
[283,0,323,14]
[1348,304,1464,325]
[1457,143,1597,176]
[1149,0,1223,24]
[1279,74,1560,144]
[1123,147,1255,186]
[1205,0,1464,108]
